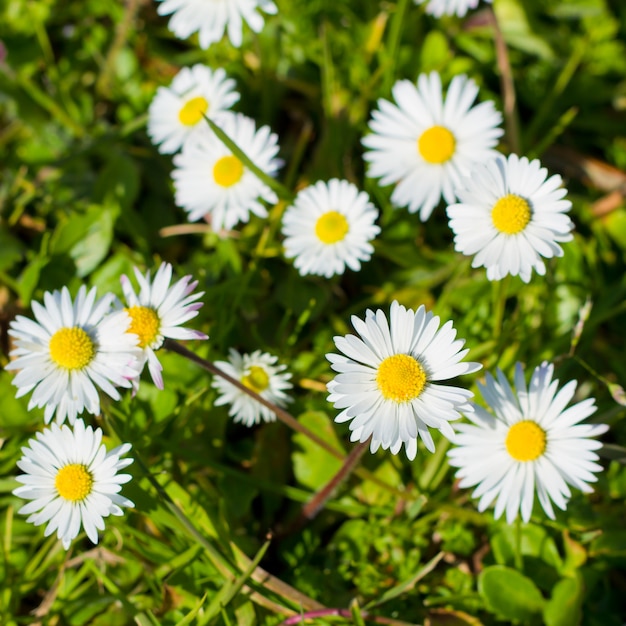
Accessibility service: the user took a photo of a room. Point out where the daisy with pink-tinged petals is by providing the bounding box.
[120,262,207,389]
[6,286,140,425]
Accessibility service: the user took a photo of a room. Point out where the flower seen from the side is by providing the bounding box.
[13,419,134,549]
[446,153,574,282]
[120,262,207,389]
[448,362,607,523]
[362,71,503,221]
[416,0,492,18]
[212,349,292,426]
[281,179,381,277]
[6,286,139,424]
[156,0,277,49]
[172,112,281,231]
[326,300,481,460]
[148,65,239,154]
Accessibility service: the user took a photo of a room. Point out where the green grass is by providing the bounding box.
[1,0,626,624]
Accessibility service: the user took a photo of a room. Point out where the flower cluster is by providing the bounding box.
[8,262,208,549]
[7,0,610,558]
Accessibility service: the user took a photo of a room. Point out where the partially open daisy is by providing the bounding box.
[6,286,139,424]
[13,419,134,549]
[281,179,381,278]
[362,72,503,221]
[156,0,277,49]
[212,349,292,426]
[326,300,481,460]
[148,65,239,155]
[446,153,574,283]
[415,0,492,18]
[172,112,281,231]
[448,362,607,523]
[120,262,208,390]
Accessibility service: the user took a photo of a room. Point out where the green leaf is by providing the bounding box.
[478,565,545,622]
[543,576,584,626]
[50,203,119,277]
[292,411,345,490]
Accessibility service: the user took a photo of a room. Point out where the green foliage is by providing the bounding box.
[1,0,626,623]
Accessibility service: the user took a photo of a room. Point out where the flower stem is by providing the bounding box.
[164,339,344,460]
[278,441,369,536]
[514,517,524,571]
[164,340,407,497]
[488,7,521,155]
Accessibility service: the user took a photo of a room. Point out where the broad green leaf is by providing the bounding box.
[292,411,345,490]
[543,575,584,626]
[478,565,545,621]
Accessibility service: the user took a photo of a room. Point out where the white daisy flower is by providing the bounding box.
[281,179,381,278]
[6,286,140,425]
[172,112,281,230]
[447,153,574,283]
[147,65,240,155]
[416,0,492,18]
[362,71,503,221]
[448,362,607,523]
[120,262,208,390]
[326,300,482,460]
[156,0,278,49]
[13,419,134,549]
[212,349,293,426]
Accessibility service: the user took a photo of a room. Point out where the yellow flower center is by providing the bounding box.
[55,464,94,502]
[505,420,547,462]
[417,125,456,164]
[213,155,244,188]
[315,211,349,244]
[178,96,209,126]
[49,327,95,370]
[242,365,270,393]
[376,354,427,403]
[491,194,532,234]
[126,306,161,349]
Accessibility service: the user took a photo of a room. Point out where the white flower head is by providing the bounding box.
[172,112,282,231]
[13,418,134,549]
[448,362,607,523]
[6,286,140,425]
[156,0,278,49]
[148,65,240,155]
[281,179,381,278]
[212,349,293,426]
[326,300,482,460]
[447,153,574,283]
[120,261,208,390]
[362,71,503,221]
[416,0,492,18]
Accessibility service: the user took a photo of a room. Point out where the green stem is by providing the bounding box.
[514,517,524,571]
[384,0,411,93]
[202,115,293,201]
[492,276,509,340]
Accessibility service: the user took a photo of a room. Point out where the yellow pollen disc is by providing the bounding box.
[126,306,161,349]
[213,155,244,188]
[242,366,270,393]
[55,464,94,502]
[376,354,427,403]
[505,420,547,462]
[491,194,532,234]
[49,327,95,370]
[417,125,456,164]
[315,211,349,244]
[178,96,209,126]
